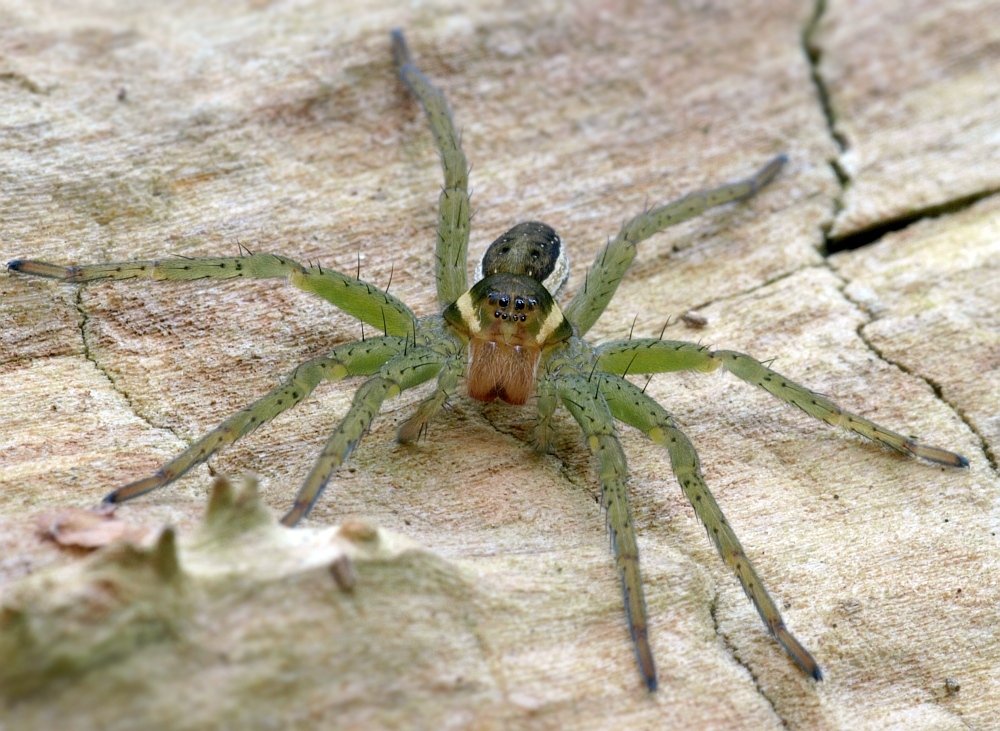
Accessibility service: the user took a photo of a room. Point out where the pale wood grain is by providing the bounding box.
[2,1,996,729]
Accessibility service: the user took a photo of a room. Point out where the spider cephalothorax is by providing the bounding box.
[446,222,572,404]
[7,30,969,692]
[445,273,570,404]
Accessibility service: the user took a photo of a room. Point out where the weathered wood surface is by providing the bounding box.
[2,1,997,728]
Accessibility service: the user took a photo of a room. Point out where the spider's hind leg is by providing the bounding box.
[105,336,408,504]
[555,372,658,691]
[392,30,471,307]
[563,155,787,336]
[598,373,823,680]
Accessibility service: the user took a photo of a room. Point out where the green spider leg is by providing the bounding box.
[7,254,416,338]
[539,337,657,690]
[595,338,969,467]
[7,251,464,521]
[531,377,559,454]
[281,344,449,526]
[392,29,471,307]
[598,372,822,679]
[105,337,408,504]
[563,155,787,337]
[396,354,465,443]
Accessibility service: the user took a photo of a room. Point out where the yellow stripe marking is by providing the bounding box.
[536,302,567,344]
[455,292,481,334]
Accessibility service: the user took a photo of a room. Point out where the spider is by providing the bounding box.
[7,30,969,692]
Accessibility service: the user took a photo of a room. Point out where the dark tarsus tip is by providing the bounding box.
[7,259,25,272]
[280,506,305,528]
[102,490,120,504]
[812,665,824,682]
[645,674,658,692]
[921,447,970,468]
[755,154,789,189]
[391,29,411,70]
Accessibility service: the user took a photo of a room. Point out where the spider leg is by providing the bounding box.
[563,155,787,336]
[596,339,718,375]
[105,336,407,504]
[281,345,447,526]
[7,256,416,338]
[598,373,823,680]
[555,371,657,691]
[532,376,559,453]
[397,354,464,443]
[596,338,969,467]
[716,350,969,466]
[392,30,471,307]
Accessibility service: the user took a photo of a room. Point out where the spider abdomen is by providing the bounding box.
[476,221,568,294]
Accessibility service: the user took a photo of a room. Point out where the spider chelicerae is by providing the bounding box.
[8,30,969,691]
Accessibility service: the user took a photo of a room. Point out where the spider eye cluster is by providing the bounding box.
[488,290,540,322]
[444,272,571,345]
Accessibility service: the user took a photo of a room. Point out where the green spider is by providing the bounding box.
[8,31,969,692]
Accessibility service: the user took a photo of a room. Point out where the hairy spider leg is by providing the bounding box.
[552,365,658,691]
[563,154,787,337]
[8,255,416,337]
[392,29,471,307]
[599,373,823,679]
[104,337,408,503]
[595,339,969,467]
[532,377,559,454]
[397,355,465,443]
[281,344,452,526]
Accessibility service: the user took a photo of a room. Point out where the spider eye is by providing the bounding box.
[514,297,525,310]
[499,295,510,308]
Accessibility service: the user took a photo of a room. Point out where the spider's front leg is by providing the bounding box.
[599,373,823,679]
[392,30,471,307]
[396,355,464,443]
[7,254,416,337]
[563,155,787,337]
[282,343,453,526]
[532,377,559,454]
[596,338,969,467]
[549,368,658,691]
[105,337,408,504]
